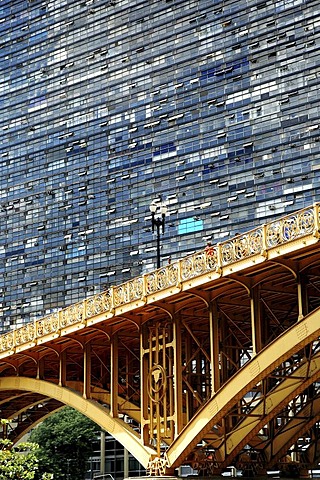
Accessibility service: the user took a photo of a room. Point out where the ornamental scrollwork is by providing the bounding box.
[167,263,179,284]
[157,268,169,289]
[248,229,263,254]
[266,221,281,247]
[266,207,315,247]
[205,248,218,270]
[221,241,234,265]
[0,204,317,355]
[1,332,14,351]
[36,314,59,337]
[234,236,249,260]
[298,208,314,234]
[86,291,111,316]
[113,284,127,306]
[146,453,169,476]
[145,272,157,294]
[181,256,195,280]
[128,277,143,301]
[60,302,83,327]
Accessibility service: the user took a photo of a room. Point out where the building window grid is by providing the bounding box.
[0,0,319,329]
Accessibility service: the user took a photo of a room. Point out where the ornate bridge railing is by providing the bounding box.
[0,203,320,476]
[0,203,319,356]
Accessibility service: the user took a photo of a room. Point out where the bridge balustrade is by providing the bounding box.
[0,203,319,477]
[0,204,318,356]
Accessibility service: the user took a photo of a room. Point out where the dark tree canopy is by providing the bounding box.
[30,407,100,480]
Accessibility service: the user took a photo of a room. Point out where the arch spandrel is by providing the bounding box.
[8,402,64,444]
[0,376,156,468]
[166,305,320,469]
[265,395,320,467]
[0,206,318,476]
[215,349,320,468]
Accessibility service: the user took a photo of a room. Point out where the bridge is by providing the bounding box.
[0,204,319,477]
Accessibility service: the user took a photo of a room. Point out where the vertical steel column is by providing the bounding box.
[59,350,66,387]
[140,324,150,445]
[154,322,161,456]
[209,301,221,394]
[219,311,228,385]
[123,447,129,478]
[83,342,91,399]
[173,313,183,436]
[140,319,175,453]
[125,351,130,401]
[297,273,308,321]
[100,430,105,475]
[110,333,118,417]
[184,331,193,421]
[36,358,44,380]
[250,285,263,356]
[168,339,175,443]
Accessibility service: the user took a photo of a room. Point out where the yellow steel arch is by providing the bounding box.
[227,274,251,295]
[2,397,50,420]
[217,350,320,467]
[265,396,320,466]
[270,258,298,279]
[0,376,156,468]
[12,404,64,444]
[5,398,64,443]
[167,306,320,469]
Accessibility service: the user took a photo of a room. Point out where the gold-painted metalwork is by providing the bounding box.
[85,291,112,317]
[114,277,144,306]
[0,376,154,469]
[145,263,179,294]
[265,208,315,247]
[165,306,320,470]
[60,301,83,328]
[221,228,263,264]
[0,204,317,354]
[141,320,174,457]
[0,331,14,352]
[181,248,218,279]
[147,365,167,403]
[146,453,170,476]
[15,323,35,345]
[36,313,59,336]
[216,350,320,466]
[0,204,319,478]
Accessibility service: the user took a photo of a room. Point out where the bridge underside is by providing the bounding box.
[0,206,320,476]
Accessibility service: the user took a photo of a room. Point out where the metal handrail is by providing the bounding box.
[93,475,115,480]
[0,203,319,355]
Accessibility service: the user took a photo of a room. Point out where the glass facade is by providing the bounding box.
[1,0,319,331]
[85,433,145,480]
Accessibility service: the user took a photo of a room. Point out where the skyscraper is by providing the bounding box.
[1,0,319,332]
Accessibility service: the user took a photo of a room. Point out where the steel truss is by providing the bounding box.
[0,205,319,476]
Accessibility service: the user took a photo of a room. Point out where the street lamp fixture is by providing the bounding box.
[149,201,168,269]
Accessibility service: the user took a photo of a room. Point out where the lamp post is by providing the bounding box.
[149,202,167,269]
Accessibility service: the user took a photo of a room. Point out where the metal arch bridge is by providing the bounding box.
[0,205,320,477]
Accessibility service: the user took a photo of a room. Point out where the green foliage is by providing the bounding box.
[0,440,38,480]
[30,407,100,480]
[0,421,50,480]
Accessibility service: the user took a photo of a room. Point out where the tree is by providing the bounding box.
[30,407,100,480]
[0,420,52,480]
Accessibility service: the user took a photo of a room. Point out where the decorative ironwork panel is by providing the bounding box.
[60,302,83,327]
[85,292,112,317]
[181,249,218,280]
[0,332,14,352]
[266,207,315,247]
[36,314,59,336]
